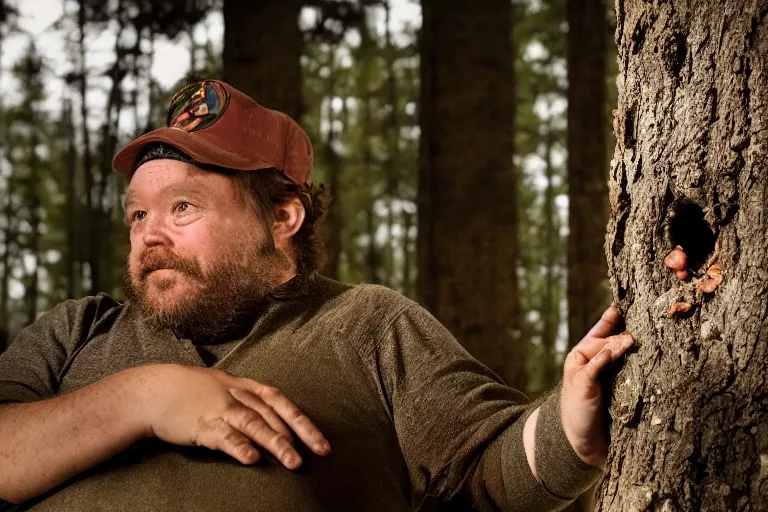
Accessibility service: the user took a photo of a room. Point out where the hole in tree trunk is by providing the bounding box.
[668,201,716,269]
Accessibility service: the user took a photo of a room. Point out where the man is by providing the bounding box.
[0,80,633,511]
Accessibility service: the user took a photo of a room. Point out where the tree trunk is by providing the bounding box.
[541,121,560,389]
[322,47,343,281]
[417,0,524,389]
[0,175,13,353]
[77,0,97,296]
[24,132,41,325]
[0,34,8,351]
[63,99,78,299]
[567,0,611,349]
[360,11,379,286]
[384,0,400,290]
[97,16,127,296]
[402,208,414,299]
[222,0,304,120]
[598,1,768,510]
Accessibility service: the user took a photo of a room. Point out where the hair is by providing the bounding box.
[230,169,329,278]
[130,143,330,277]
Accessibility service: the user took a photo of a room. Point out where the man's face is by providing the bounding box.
[123,159,290,342]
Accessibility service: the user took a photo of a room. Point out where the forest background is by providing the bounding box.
[0,0,617,398]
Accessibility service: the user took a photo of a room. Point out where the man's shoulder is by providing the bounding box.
[46,293,125,323]
[28,293,127,344]
[313,276,416,316]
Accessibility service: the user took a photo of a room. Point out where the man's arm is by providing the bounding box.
[522,308,635,482]
[366,293,633,511]
[0,368,148,504]
[0,363,332,504]
[0,298,331,504]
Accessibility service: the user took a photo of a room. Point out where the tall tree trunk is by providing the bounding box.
[360,10,379,286]
[541,122,560,389]
[567,0,610,348]
[222,0,304,120]
[322,47,343,281]
[417,0,523,389]
[63,99,78,299]
[384,0,400,290]
[402,209,414,299]
[24,133,41,325]
[97,14,127,295]
[597,1,768,510]
[77,0,97,295]
[0,33,8,352]
[0,175,13,353]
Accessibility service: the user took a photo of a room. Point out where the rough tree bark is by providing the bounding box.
[598,1,768,510]
[418,0,524,389]
[567,0,611,349]
[222,0,304,121]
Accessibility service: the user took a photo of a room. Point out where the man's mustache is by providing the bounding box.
[138,250,203,280]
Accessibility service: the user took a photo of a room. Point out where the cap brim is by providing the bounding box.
[113,127,275,176]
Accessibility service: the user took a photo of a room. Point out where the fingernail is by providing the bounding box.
[284,454,300,467]
[317,441,331,454]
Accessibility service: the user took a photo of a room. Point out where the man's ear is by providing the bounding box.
[272,198,306,248]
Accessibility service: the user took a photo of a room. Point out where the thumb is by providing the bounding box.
[579,347,613,384]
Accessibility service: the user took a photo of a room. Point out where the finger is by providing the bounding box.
[580,347,614,382]
[237,380,331,456]
[578,333,635,383]
[197,418,261,465]
[585,306,621,339]
[226,404,303,470]
[229,388,294,444]
[571,332,633,364]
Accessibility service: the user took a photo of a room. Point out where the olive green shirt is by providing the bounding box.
[0,275,600,511]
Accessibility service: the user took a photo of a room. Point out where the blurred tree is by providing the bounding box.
[300,1,419,294]
[418,0,524,388]
[5,43,48,325]
[60,98,80,300]
[319,45,344,281]
[222,0,305,119]
[514,0,569,395]
[539,111,564,389]
[0,0,18,352]
[566,0,610,349]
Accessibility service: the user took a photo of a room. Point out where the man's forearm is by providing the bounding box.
[0,368,150,504]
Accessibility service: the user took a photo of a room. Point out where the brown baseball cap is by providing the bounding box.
[113,79,314,184]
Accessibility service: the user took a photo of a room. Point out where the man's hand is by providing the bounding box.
[561,306,634,468]
[138,364,331,469]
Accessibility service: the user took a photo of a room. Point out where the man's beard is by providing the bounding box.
[123,238,289,344]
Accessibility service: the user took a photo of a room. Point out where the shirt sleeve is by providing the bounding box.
[372,302,602,511]
[0,295,120,404]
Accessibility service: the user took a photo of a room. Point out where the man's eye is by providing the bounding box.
[131,211,147,223]
[176,202,190,213]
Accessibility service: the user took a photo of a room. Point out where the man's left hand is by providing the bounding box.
[561,306,634,468]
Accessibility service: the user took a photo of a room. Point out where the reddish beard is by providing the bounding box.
[123,240,288,343]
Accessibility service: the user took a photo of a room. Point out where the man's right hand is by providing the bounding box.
[137,364,331,469]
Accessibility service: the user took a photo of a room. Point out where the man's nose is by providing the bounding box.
[141,214,172,248]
